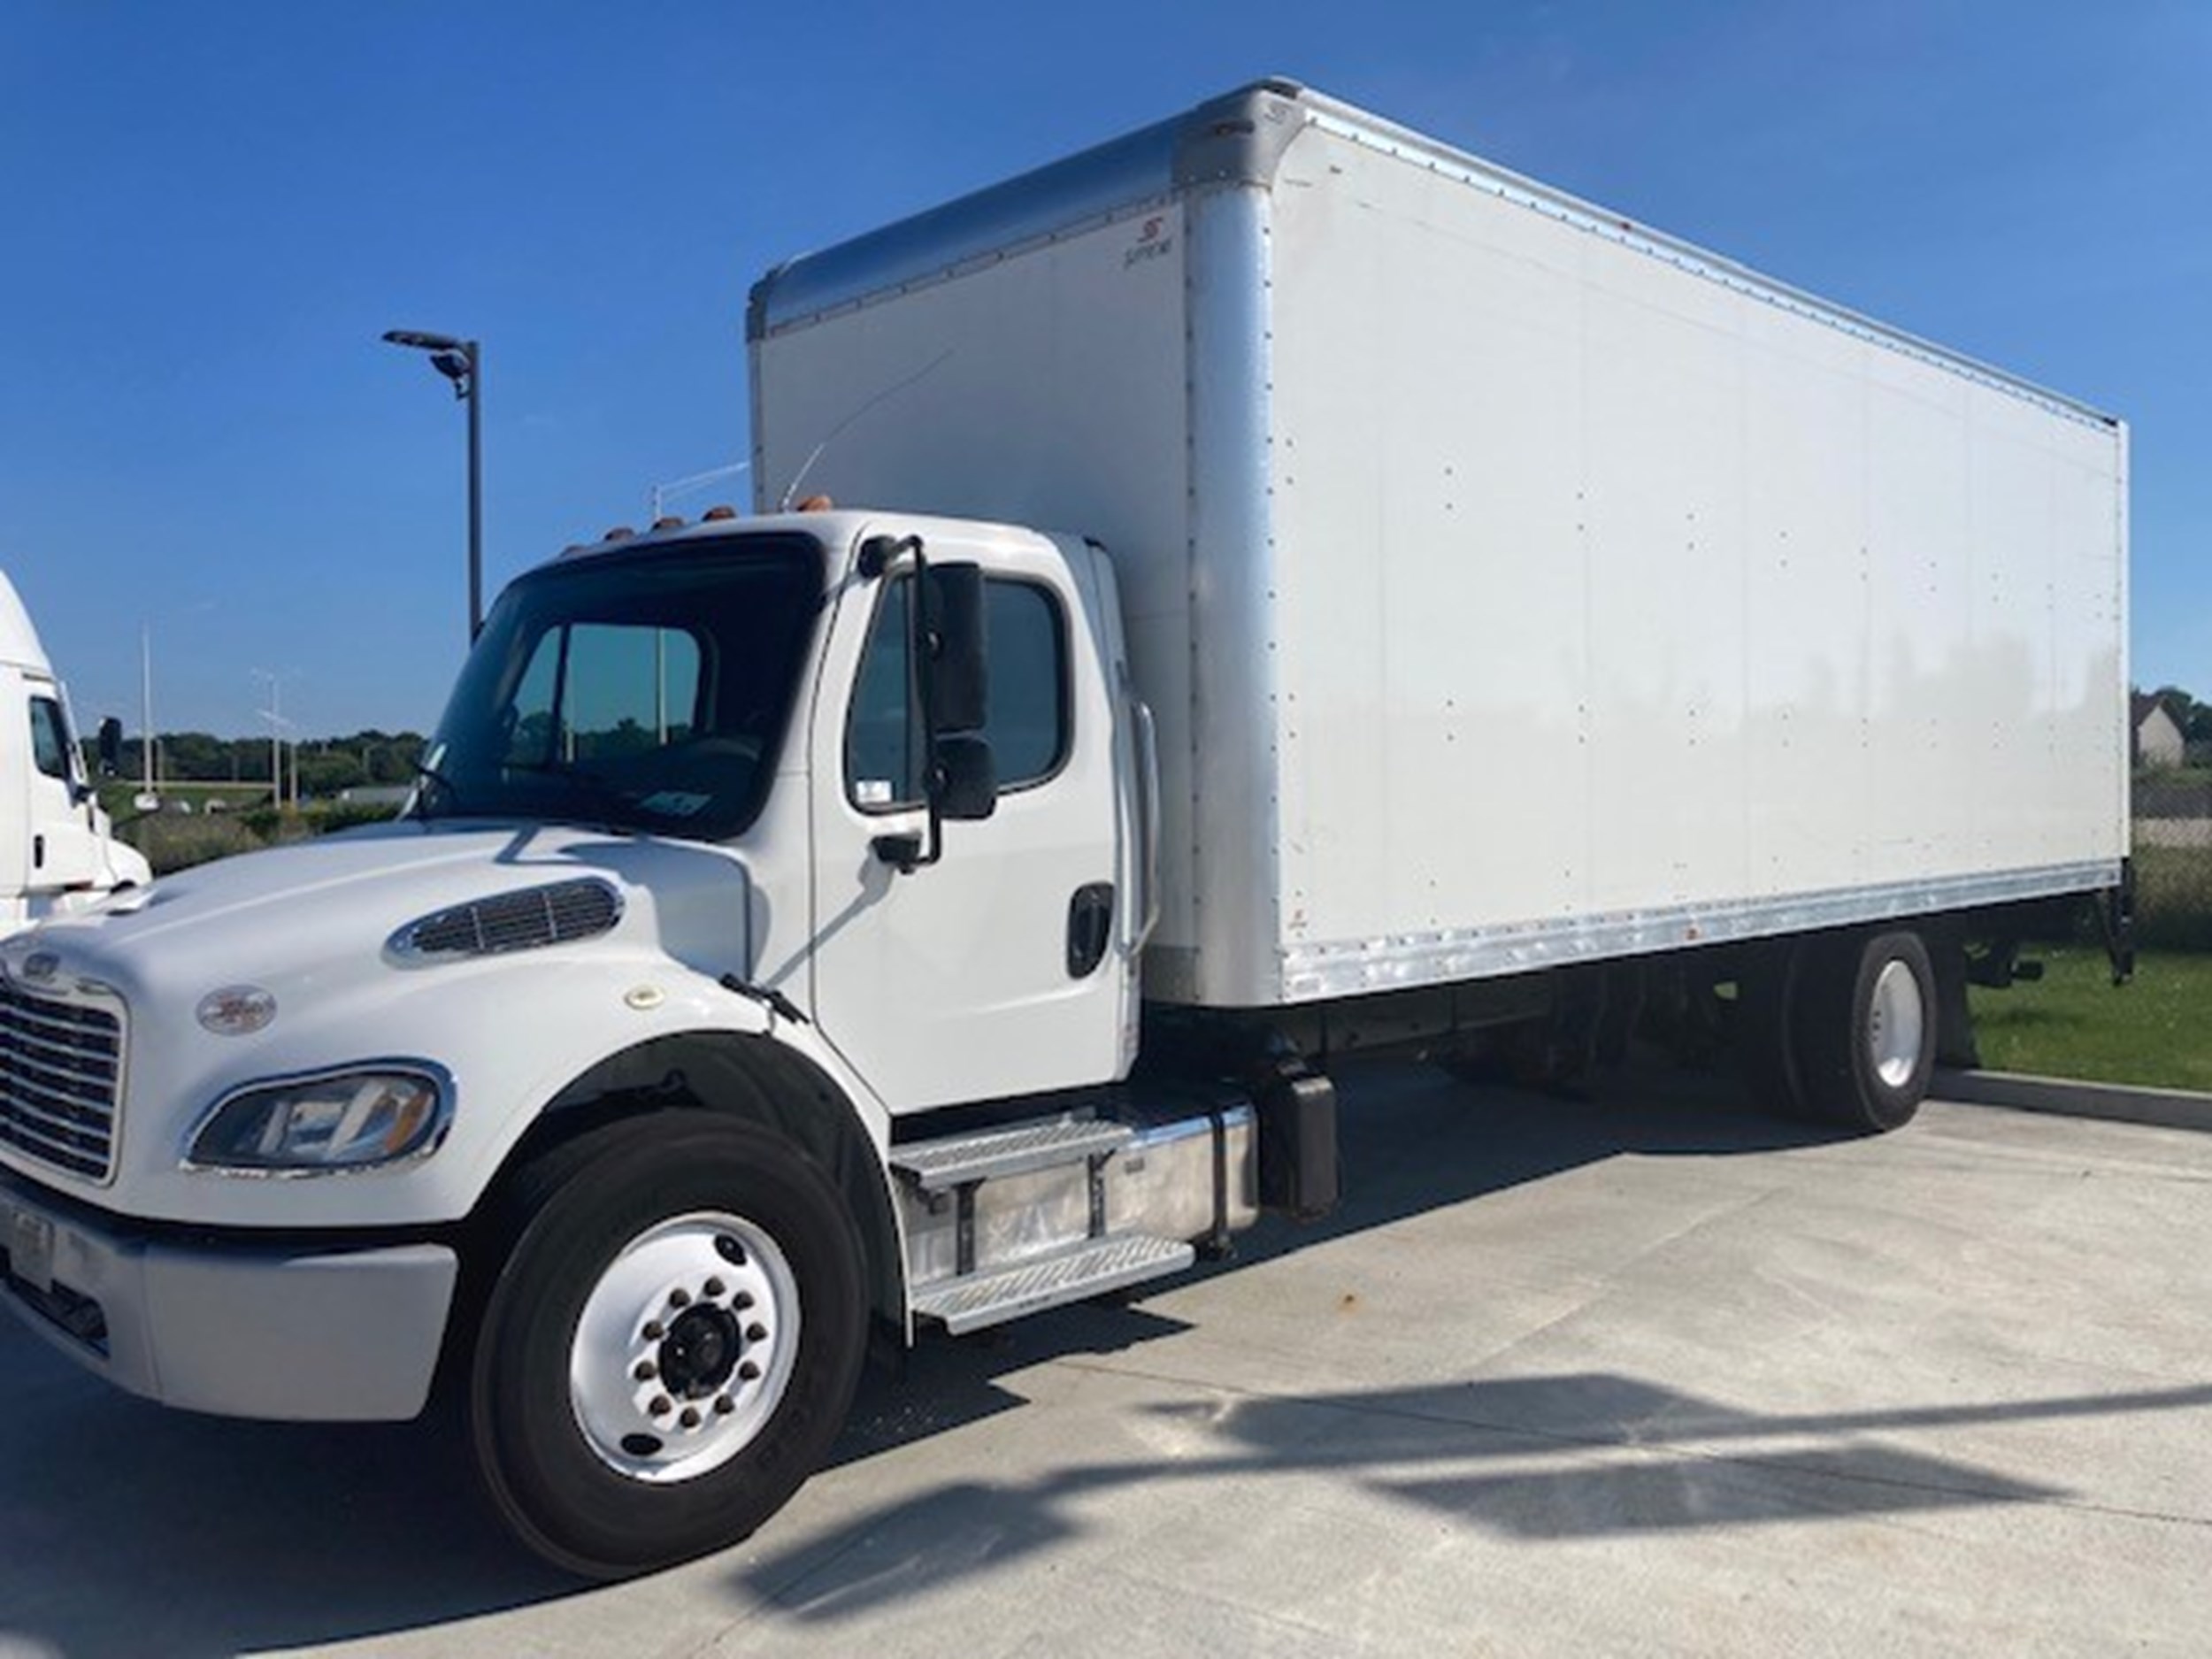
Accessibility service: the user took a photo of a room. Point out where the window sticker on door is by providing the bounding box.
[856,780,893,807]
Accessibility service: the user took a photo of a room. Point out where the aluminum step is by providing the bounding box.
[891,1118,1133,1194]
[910,1234,1195,1335]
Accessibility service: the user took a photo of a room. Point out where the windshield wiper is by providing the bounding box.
[499,760,639,830]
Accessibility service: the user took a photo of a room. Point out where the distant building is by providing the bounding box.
[335,784,412,810]
[2131,694,2186,771]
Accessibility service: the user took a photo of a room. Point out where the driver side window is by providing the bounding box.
[844,576,1069,811]
[28,696,73,782]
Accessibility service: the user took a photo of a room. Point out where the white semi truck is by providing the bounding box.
[0,571,150,934]
[0,82,2128,1577]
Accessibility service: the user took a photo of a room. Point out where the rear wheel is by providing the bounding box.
[470,1114,866,1578]
[1734,941,1809,1119]
[1792,930,1936,1133]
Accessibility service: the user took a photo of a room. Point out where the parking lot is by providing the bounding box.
[5,1064,2210,1658]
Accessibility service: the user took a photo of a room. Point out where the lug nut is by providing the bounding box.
[634,1360,658,1382]
[714,1395,736,1415]
[738,1361,761,1383]
[649,1395,672,1417]
[704,1277,727,1299]
[732,1291,755,1311]
[668,1288,692,1310]
[745,1323,767,1343]
[680,1408,701,1430]
[641,1320,665,1342]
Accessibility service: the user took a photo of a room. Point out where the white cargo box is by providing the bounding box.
[749,80,2128,1010]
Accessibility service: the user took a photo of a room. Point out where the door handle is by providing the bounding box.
[32,833,43,871]
[1066,883,1115,979]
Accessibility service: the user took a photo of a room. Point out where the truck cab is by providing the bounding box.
[0,572,150,933]
[0,510,1218,1578]
[420,510,1148,1105]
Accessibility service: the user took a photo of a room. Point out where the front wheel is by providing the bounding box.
[470,1114,867,1578]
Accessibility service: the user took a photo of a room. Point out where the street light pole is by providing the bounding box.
[140,621,155,799]
[465,342,482,640]
[382,328,483,640]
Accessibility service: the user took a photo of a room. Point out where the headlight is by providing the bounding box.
[186,1066,451,1173]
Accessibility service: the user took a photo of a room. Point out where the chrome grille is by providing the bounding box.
[0,976,122,1182]
[388,878,625,963]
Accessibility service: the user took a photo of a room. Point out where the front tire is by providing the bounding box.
[470,1114,866,1578]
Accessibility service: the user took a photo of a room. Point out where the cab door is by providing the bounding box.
[803,527,1132,1114]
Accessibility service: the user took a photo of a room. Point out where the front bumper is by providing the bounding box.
[0,1168,457,1422]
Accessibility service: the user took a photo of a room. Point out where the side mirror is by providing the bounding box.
[96,716,124,777]
[932,734,997,822]
[924,564,987,733]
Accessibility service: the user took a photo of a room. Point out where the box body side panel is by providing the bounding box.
[1264,121,2125,996]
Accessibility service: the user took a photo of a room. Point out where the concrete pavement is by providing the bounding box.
[4,1064,2210,1656]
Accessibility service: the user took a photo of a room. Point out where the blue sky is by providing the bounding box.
[3,1,2203,737]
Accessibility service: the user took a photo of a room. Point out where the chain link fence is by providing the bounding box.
[2134,774,2212,951]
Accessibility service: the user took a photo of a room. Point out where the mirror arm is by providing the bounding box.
[858,533,947,876]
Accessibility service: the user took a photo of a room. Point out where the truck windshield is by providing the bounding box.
[419,535,822,839]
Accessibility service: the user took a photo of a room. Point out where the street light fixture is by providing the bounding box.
[650,459,751,523]
[382,328,483,640]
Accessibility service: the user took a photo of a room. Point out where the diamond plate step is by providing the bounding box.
[891,1118,1133,1194]
[910,1234,1195,1335]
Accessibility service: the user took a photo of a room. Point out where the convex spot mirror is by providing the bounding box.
[932,733,997,822]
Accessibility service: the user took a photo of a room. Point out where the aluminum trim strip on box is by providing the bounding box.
[1279,862,2124,1002]
[1182,180,1286,1006]
[749,83,1309,342]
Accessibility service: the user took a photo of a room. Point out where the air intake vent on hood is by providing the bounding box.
[388,879,624,963]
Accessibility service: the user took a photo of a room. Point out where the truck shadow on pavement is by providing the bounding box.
[818,1061,1843,1465]
[741,1070,2212,1624]
[761,1354,2212,1626]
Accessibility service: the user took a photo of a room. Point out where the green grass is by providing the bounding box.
[111,798,403,875]
[1970,946,2212,1094]
[2131,846,2212,952]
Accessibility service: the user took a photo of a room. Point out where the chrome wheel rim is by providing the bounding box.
[1866,959,1926,1091]
[568,1210,800,1484]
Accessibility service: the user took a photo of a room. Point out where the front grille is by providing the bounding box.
[388,878,625,963]
[0,977,123,1182]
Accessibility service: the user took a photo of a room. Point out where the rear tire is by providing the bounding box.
[1734,941,1809,1120]
[1793,930,1936,1133]
[470,1114,866,1578]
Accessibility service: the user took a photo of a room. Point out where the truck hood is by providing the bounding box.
[1,820,754,1002]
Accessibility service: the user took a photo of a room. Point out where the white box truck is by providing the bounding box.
[0,82,2127,1576]
[0,571,150,934]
